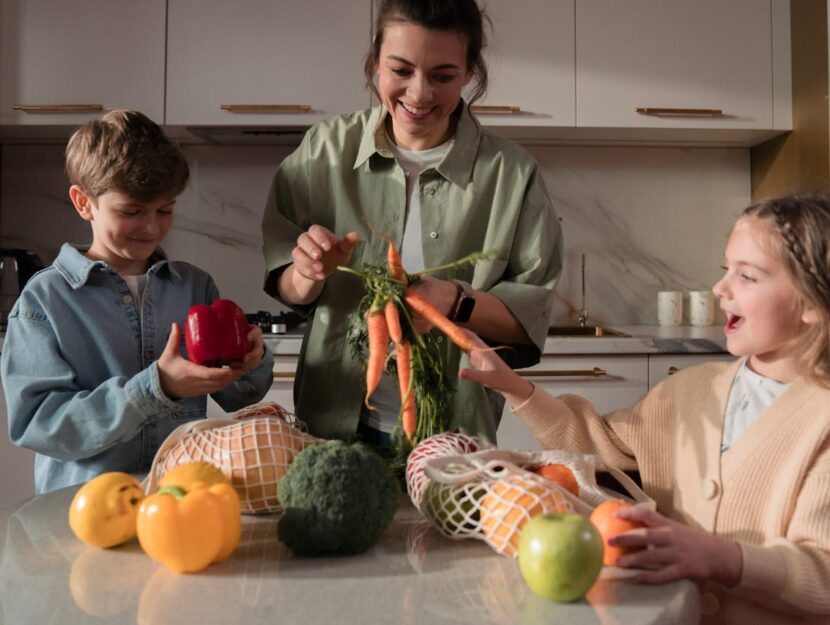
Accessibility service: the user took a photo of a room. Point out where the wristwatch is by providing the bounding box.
[451,280,476,323]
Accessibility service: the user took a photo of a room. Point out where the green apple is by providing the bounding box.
[517,513,604,602]
[423,481,480,532]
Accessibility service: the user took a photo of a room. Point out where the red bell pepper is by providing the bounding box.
[184,299,252,366]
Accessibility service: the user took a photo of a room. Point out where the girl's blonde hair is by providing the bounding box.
[65,109,189,202]
[742,193,830,387]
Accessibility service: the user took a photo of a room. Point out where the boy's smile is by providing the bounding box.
[69,187,175,275]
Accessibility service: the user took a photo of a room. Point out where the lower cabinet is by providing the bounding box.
[0,380,36,506]
[497,355,649,451]
[206,354,297,418]
[647,353,736,389]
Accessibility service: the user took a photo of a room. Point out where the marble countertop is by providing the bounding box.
[0,486,700,625]
[265,325,728,356]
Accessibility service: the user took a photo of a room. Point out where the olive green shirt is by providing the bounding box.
[262,103,563,442]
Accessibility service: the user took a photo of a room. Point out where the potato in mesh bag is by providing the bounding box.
[144,402,321,513]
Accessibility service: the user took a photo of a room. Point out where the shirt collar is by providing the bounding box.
[53,243,180,288]
[353,100,481,188]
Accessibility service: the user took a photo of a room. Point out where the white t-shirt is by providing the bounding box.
[721,360,789,452]
[122,274,148,309]
[359,136,452,436]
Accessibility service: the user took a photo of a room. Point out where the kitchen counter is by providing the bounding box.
[0,486,700,625]
[264,325,728,356]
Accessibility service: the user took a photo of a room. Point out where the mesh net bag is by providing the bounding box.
[415,446,653,557]
[143,402,322,514]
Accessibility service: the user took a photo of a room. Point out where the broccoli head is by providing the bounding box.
[277,440,400,555]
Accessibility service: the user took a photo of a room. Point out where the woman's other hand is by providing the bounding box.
[458,330,533,403]
[292,225,359,282]
[610,507,743,587]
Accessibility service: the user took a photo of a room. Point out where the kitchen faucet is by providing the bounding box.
[577,254,587,327]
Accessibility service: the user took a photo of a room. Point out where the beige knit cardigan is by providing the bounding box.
[511,357,830,625]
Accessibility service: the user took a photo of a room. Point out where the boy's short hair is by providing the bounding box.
[65,109,189,202]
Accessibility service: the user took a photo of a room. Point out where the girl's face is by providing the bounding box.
[376,22,472,151]
[71,186,175,275]
[712,218,814,382]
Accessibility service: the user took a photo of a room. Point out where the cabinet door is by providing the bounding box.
[0,0,166,125]
[576,0,773,129]
[497,355,648,451]
[267,355,297,414]
[166,0,371,126]
[648,353,735,389]
[473,0,574,129]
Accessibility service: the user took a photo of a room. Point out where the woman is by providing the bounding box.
[262,0,562,444]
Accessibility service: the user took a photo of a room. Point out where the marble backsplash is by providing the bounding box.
[0,142,749,326]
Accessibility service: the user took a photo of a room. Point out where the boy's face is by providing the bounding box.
[69,186,175,275]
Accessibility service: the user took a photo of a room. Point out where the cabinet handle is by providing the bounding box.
[470,105,522,115]
[221,104,312,114]
[517,367,607,378]
[635,107,723,117]
[12,104,104,113]
[272,371,295,381]
[666,366,680,376]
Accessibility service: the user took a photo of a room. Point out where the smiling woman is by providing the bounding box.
[261,0,564,446]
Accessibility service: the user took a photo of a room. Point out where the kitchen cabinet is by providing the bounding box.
[0,375,36,506]
[574,0,791,141]
[647,353,735,389]
[0,0,166,125]
[206,355,296,419]
[497,355,649,451]
[471,0,574,132]
[165,0,372,127]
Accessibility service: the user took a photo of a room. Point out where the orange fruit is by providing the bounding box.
[588,499,645,566]
[534,463,579,496]
[480,475,569,556]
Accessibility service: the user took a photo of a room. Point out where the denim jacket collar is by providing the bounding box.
[52,243,181,289]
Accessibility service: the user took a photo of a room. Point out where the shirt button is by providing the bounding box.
[702,479,719,499]
[425,187,435,196]
[429,231,439,239]
[122,295,133,305]
[700,592,720,615]
[437,336,443,343]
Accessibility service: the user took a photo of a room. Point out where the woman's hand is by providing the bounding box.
[157,323,246,399]
[610,507,743,587]
[407,275,458,333]
[458,330,533,402]
[291,225,359,282]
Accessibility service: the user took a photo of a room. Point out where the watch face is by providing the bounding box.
[455,295,476,323]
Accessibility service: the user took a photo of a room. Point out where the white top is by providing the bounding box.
[122,274,148,311]
[721,359,788,452]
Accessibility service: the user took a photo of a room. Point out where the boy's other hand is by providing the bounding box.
[158,323,246,399]
[227,325,266,372]
[458,330,533,402]
[292,226,359,282]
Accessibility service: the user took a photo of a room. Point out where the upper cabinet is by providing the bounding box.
[471,0,574,133]
[0,0,165,125]
[165,0,372,127]
[572,0,791,144]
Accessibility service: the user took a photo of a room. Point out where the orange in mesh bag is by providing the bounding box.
[420,448,653,557]
[143,402,321,514]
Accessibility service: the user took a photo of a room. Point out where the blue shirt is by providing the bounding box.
[1,244,275,493]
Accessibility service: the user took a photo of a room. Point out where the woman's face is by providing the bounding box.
[376,22,472,151]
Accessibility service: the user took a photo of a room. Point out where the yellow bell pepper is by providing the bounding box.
[136,481,241,573]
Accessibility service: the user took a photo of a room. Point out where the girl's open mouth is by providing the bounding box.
[725,313,744,332]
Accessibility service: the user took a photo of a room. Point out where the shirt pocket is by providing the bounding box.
[472,258,508,290]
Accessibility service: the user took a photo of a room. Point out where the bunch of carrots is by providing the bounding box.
[341,240,488,447]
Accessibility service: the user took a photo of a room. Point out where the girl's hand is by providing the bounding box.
[291,225,359,282]
[610,507,743,587]
[458,330,533,402]
[157,323,246,399]
[227,325,266,373]
[407,275,457,333]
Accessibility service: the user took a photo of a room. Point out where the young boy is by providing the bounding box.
[1,110,274,494]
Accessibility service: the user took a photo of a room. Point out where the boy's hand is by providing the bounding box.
[609,507,743,587]
[292,226,359,282]
[157,323,246,399]
[458,330,533,402]
[227,325,266,373]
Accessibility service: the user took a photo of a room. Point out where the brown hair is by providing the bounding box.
[741,193,830,387]
[65,109,189,203]
[363,0,490,106]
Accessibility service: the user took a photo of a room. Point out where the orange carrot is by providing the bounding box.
[387,240,406,283]
[384,300,403,344]
[364,308,389,409]
[396,341,416,441]
[404,290,479,352]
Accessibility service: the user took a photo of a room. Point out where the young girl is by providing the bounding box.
[460,193,830,624]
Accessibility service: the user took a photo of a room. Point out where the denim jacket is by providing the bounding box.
[1,244,274,493]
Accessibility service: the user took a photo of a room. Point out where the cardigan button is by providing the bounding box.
[701,478,719,499]
[700,592,720,615]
